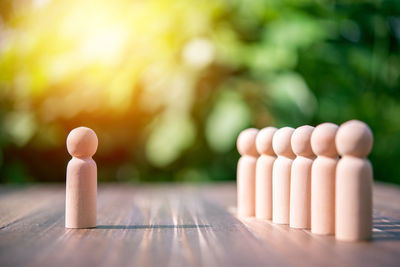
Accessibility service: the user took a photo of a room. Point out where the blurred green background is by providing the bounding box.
[0,0,399,184]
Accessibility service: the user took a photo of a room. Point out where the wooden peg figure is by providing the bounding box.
[335,120,373,241]
[290,125,315,229]
[311,122,339,235]
[272,127,295,224]
[66,127,98,228]
[237,128,259,217]
[255,127,277,220]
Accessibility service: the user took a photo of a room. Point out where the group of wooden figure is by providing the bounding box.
[63,120,373,242]
[236,120,374,242]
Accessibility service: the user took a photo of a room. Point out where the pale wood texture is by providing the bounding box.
[0,182,399,267]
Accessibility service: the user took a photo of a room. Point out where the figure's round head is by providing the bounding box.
[67,127,98,158]
[335,120,373,157]
[311,122,339,157]
[272,127,295,158]
[256,127,277,155]
[291,125,315,157]
[237,128,259,156]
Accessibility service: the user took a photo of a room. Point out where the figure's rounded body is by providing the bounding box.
[290,156,313,228]
[237,156,257,217]
[336,156,372,241]
[66,158,97,228]
[272,156,293,224]
[255,154,275,219]
[311,156,337,234]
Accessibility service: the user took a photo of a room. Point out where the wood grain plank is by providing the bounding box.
[0,185,62,229]
[0,182,399,267]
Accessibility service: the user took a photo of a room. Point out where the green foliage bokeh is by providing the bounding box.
[0,0,399,183]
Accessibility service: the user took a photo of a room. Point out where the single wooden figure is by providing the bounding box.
[335,120,373,241]
[65,127,98,229]
[311,122,339,235]
[255,127,277,220]
[290,125,315,229]
[237,128,259,217]
[272,127,295,224]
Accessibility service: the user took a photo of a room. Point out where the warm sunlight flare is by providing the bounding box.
[0,0,398,183]
[0,0,223,168]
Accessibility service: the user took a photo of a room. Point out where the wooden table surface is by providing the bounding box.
[0,182,399,267]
